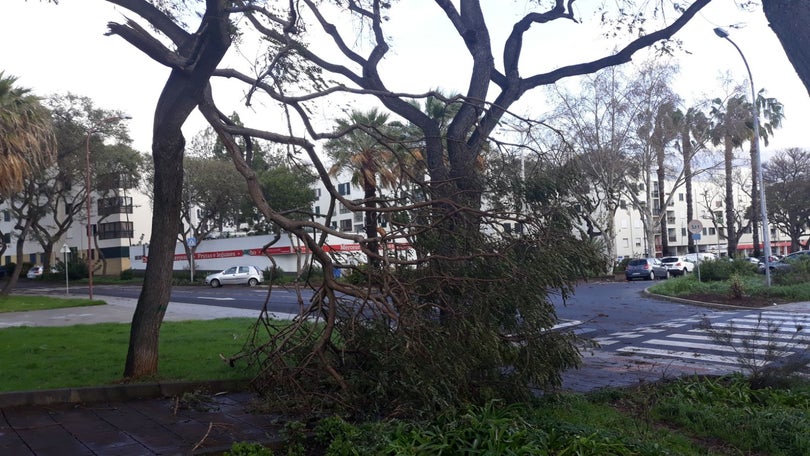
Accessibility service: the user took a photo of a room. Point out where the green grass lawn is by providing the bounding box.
[0,295,105,313]
[0,318,259,391]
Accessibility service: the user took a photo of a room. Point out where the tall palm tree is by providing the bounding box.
[710,94,751,256]
[748,90,784,257]
[325,108,398,264]
[0,72,56,195]
[671,106,710,253]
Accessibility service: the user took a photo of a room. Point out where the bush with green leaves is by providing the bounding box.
[695,258,757,282]
[772,255,810,286]
[224,442,274,456]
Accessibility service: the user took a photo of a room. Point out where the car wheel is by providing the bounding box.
[210,279,221,288]
[248,278,259,287]
[647,271,654,280]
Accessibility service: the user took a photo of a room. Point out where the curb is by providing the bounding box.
[642,287,777,311]
[0,378,250,408]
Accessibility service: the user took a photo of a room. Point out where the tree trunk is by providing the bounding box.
[749,141,761,257]
[657,159,668,256]
[724,137,737,257]
[362,172,379,267]
[682,130,695,253]
[762,1,810,97]
[119,0,232,379]
[0,217,32,296]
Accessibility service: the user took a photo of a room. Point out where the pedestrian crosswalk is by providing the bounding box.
[594,310,810,371]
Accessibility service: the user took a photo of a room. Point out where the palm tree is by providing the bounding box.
[325,108,398,264]
[0,72,56,195]
[710,94,751,256]
[748,90,784,257]
[671,106,710,253]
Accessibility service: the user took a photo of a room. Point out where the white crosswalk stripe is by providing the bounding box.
[600,310,810,372]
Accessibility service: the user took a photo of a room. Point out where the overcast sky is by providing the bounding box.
[2,1,807,161]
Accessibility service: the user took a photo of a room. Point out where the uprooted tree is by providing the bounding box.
[102,0,741,415]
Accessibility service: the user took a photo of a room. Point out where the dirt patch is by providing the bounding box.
[680,293,786,308]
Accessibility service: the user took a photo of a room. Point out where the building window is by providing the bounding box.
[97,172,134,191]
[314,206,321,216]
[2,210,9,222]
[339,203,350,214]
[2,233,10,244]
[619,200,626,209]
[681,228,687,236]
[339,219,352,232]
[314,188,321,198]
[98,221,134,240]
[330,222,337,230]
[337,182,351,196]
[708,227,716,235]
[666,210,675,224]
[634,237,641,247]
[667,228,677,242]
[354,212,364,223]
[354,224,363,233]
[622,238,629,248]
[715,200,723,208]
[97,196,133,216]
[678,193,684,201]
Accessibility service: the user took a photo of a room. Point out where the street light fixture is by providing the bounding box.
[714,27,772,286]
[85,115,131,299]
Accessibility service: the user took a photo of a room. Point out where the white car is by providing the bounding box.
[26,265,44,279]
[660,256,695,276]
[204,265,264,288]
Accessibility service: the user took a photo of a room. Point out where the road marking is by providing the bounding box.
[617,346,749,365]
[197,297,236,301]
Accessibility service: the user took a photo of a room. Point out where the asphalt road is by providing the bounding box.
[17,277,710,336]
[550,279,712,337]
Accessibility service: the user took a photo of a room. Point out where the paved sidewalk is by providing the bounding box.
[2,294,808,454]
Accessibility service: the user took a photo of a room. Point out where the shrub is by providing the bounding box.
[773,256,810,286]
[613,257,631,274]
[223,442,274,456]
[697,258,757,282]
[263,265,285,283]
[120,268,134,280]
[728,274,745,299]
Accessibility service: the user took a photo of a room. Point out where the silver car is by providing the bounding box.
[204,265,264,288]
[625,258,669,281]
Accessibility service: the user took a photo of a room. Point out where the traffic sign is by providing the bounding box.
[187,237,197,247]
[687,219,703,234]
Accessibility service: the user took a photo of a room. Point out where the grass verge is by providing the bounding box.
[0,318,259,391]
[0,295,105,313]
[298,375,810,455]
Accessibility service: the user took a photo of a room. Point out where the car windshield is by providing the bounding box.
[628,259,647,267]
[661,257,679,263]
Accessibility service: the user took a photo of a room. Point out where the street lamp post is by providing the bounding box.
[714,27,772,287]
[85,115,130,299]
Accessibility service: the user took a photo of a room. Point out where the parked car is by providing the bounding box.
[625,258,669,281]
[26,265,44,279]
[660,256,695,276]
[758,250,810,273]
[204,265,263,288]
[684,252,717,263]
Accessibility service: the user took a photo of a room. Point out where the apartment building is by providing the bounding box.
[614,174,792,260]
[0,171,152,275]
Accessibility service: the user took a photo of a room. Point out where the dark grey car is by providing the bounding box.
[625,258,669,281]
[759,250,810,273]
